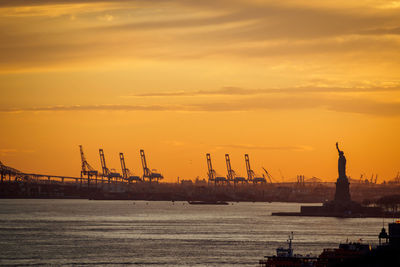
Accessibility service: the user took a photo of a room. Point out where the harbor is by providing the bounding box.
[0,199,392,266]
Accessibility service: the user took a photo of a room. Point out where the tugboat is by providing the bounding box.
[259,232,317,267]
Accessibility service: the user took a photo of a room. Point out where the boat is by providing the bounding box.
[259,232,317,267]
[316,242,370,266]
[187,200,229,205]
[259,221,400,266]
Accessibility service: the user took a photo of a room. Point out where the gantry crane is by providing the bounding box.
[140,149,163,182]
[225,154,235,182]
[79,145,98,184]
[206,153,216,184]
[244,154,266,184]
[119,153,141,183]
[99,149,121,183]
[262,167,274,184]
[206,153,227,185]
[225,154,246,184]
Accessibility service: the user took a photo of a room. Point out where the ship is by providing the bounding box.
[259,221,400,267]
[259,232,317,267]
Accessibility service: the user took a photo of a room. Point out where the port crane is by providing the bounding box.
[119,153,141,183]
[206,153,227,185]
[99,149,121,183]
[79,145,98,183]
[225,154,246,184]
[262,167,274,184]
[140,149,163,182]
[244,154,266,184]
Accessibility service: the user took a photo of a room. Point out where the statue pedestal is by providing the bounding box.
[334,177,351,203]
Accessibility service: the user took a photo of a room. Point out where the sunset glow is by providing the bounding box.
[1,0,400,182]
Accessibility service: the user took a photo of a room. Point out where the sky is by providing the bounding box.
[0,0,400,182]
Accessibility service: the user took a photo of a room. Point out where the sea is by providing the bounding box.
[0,199,388,266]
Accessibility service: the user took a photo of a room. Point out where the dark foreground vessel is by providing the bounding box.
[259,221,400,267]
[259,232,317,266]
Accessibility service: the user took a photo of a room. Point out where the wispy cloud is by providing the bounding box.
[216,144,313,151]
[128,85,400,97]
[2,95,400,116]
[0,148,17,156]
[2,0,400,71]
[0,148,35,156]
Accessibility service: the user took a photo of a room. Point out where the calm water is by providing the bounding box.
[0,199,386,266]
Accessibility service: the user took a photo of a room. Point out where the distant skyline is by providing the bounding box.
[1,0,399,182]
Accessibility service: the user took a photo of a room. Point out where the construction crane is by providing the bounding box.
[99,149,121,183]
[79,145,98,179]
[244,154,266,184]
[206,153,227,185]
[225,154,235,182]
[262,167,273,184]
[206,153,216,183]
[225,154,246,184]
[119,153,141,183]
[140,149,163,182]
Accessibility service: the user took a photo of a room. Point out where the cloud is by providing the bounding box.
[1,0,400,72]
[0,104,180,112]
[0,149,17,156]
[1,95,400,116]
[129,85,400,97]
[0,0,127,7]
[216,144,313,151]
[94,1,400,40]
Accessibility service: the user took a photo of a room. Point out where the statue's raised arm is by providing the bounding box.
[336,142,342,154]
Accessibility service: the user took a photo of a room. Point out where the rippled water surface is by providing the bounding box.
[0,199,385,266]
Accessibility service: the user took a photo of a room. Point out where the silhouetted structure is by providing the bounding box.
[272,143,400,218]
[334,142,351,203]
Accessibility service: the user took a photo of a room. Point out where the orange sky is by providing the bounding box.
[1,0,400,182]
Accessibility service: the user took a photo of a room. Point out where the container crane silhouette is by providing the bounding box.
[140,149,163,182]
[99,149,121,183]
[79,145,98,184]
[119,153,141,183]
[206,153,227,185]
[225,154,246,184]
[244,154,266,184]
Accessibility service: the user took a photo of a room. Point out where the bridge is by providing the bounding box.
[0,161,127,187]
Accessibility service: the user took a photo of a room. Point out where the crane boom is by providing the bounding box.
[140,149,150,177]
[79,145,97,174]
[206,153,215,182]
[262,167,273,183]
[140,149,163,182]
[99,149,121,182]
[244,154,255,181]
[119,153,128,179]
[225,154,235,181]
[99,149,109,176]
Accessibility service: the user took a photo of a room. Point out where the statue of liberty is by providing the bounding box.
[334,142,351,202]
[336,142,346,179]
